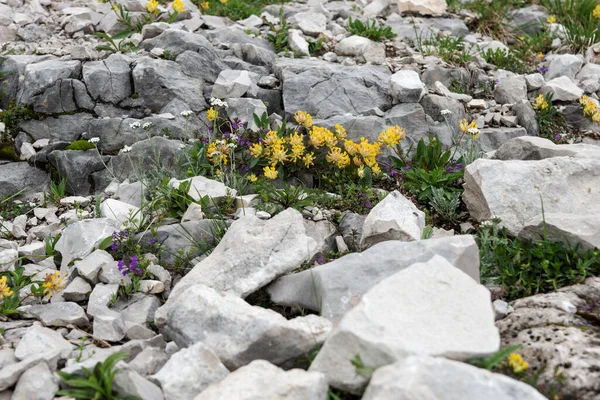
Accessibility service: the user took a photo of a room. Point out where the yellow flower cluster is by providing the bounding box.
[508,353,529,374]
[0,276,13,299]
[580,95,600,123]
[546,15,556,24]
[207,107,218,121]
[533,94,548,110]
[207,140,231,165]
[594,5,600,19]
[294,110,313,129]
[146,0,158,12]
[378,126,406,147]
[459,119,481,140]
[200,1,209,11]
[172,0,185,12]
[42,271,66,299]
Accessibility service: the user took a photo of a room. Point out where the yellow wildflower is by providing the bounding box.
[200,1,209,11]
[302,152,315,168]
[353,155,363,167]
[294,111,313,129]
[248,174,258,182]
[378,125,406,147]
[287,131,304,147]
[207,141,229,165]
[42,271,66,299]
[358,137,380,160]
[308,127,325,148]
[533,94,548,110]
[220,0,228,3]
[344,140,359,156]
[112,3,119,11]
[326,147,350,168]
[357,166,365,178]
[537,52,544,61]
[593,112,600,123]
[0,276,13,299]
[594,5,600,19]
[249,143,263,158]
[207,107,218,121]
[334,124,347,140]
[546,15,556,24]
[146,0,159,12]
[459,119,478,134]
[290,144,305,162]
[172,0,185,12]
[580,95,599,117]
[264,165,278,179]
[263,131,283,147]
[269,143,288,165]
[371,163,381,175]
[507,353,529,374]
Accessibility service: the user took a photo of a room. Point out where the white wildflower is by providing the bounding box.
[441,109,452,116]
[180,110,194,117]
[226,143,237,149]
[210,97,228,108]
[121,145,133,153]
[209,151,222,157]
[142,122,153,130]
[467,128,480,135]
[215,139,226,145]
[178,143,186,150]
[88,137,100,144]
[129,122,141,129]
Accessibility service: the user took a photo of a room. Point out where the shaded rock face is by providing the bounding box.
[497,278,600,400]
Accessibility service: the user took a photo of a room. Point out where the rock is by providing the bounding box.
[294,11,327,37]
[19,60,81,104]
[519,213,600,253]
[287,29,310,56]
[170,175,236,202]
[0,162,49,199]
[360,191,425,249]
[275,58,391,119]
[463,157,600,235]
[12,361,59,400]
[512,100,539,136]
[155,284,332,369]
[170,208,318,299]
[108,137,183,181]
[47,150,109,195]
[335,35,386,64]
[524,73,544,91]
[141,29,220,59]
[19,142,36,160]
[497,277,600,400]
[93,309,126,342]
[181,203,204,222]
[0,354,52,392]
[15,325,73,361]
[397,0,446,16]
[546,54,584,80]
[211,69,255,98]
[492,299,513,320]
[150,342,229,400]
[28,302,89,328]
[100,198,143,227]
[509,5,548,35]
[478,127,529,152]
[384,103,430,149]
[75,249,114,284]
[114,363,164,400]
[196,360,328,400]
[87,283,120,317]
[115,181,144,208]
[389,70,427,103]
[493,136,600,161]
[62,276,92,301]
[55,218,121,270]
[268,235,479,323]
[420,94,468,128]
[434,81,472,102]
[493,76,527,104]
[17,241,45,261]
[309,255,499,394]
[129,347,169,376]
[540,76,584,101]
[225,98,268,130]
[338,211,364,251]
[362,356,547,400]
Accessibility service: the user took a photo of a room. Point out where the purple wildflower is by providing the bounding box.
[361,193,366,198]
[365,202,372,209]
[203,137,209,143]
[111,242,118,251]
[555,134,562,141]
[405,164,411,170]
[538,66,548,74]
[117,259,127,276]
[316,257,325,264]
[231,121,239,130]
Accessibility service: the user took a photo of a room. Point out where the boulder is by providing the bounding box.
[170,175,236,202]
[294,11,327,37]
[390,70,427,103]
[492,136,600,161]
[540,76,584,101]
[27,302,89,328]
[155,284,332,369]
[12,361,59,400]
[362,356,547,400]
[169,208,318,299]
[15,325,73,361]
[309,255,499,394]
[0,162,49,199]
[268,235,480,324]
[463,157,600,235]
[360,191,425,249]
[397,0,446,16]
[19,60,81,104]
[546,54,584,80]
[82,53,133,104]
[195,360,328,400]
[47,149,109,195]
[493,76,527,105]
[335,36,386,64]
[519,213,600,253]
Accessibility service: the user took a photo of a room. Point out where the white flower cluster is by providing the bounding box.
[467,128,480,135]
[121,145,133,153]
[441,109,452,116]
[180,110,194,117]
[178,143,186,150]
[88,137,100,144]
[129,122,141,129]
[210,97,228,108]
[142,122,153,130]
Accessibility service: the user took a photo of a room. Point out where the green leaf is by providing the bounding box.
[98,236,113,251]
[111,30,133,40]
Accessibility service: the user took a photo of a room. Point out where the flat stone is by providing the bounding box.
[28,302,89,328]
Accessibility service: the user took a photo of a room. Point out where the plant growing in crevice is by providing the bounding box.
[347,17,396,42]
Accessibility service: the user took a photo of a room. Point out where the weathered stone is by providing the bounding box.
[294,11,327,37]
[100,198,143,227]
[114,363,164,400]
[47,149,109,195]
[15,325,73,361]
[196,360,328,400]
[211,69,255,98]
[151,342,229,400]
[309,255,499,394]
[155,284,332,369]
[493,76,527,104]
[75,249,114,284]
[0,162,49,199]
[335,35,386,64]
[19,60,81,104]
[129,347,169,376]
[28,302,89,328]
[540,76,584,101]
[390,70,427,103]
[360,191,425,249]
[397,0,446,16]
[62,276,92,301]
[493,136,600,161]
[268,235,480,323]
[12,361,59,400]
[83,54,132,104]
[546,54,584,80]
[519,213,600,253]
[362,356,547,400]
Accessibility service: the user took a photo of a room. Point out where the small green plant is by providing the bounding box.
[314,185,384,215]
[350,354,375,377]
[45,233,61,257]
[428,187,466,226]
[532,93,567,141]
[465,0,513,41]
[469,344,524,370]
[266,7,289,53]
[65,140,96,151]
[199,0,290,21]
[481,48,531,74]
[417,34,472,66]
[0,100,35,135]
[48,178,67,205]
[539,0,600,53]
[256,182,317,215]
[57,352,140,400]
[308,38,325,57]
[347,17,396,42]
[94,32,137,54]
[160,50,177,61]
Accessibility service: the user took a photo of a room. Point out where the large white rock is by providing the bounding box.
[100,199,143,227]
[362,356,548,400]
[390,70,427,103]
[309,255,499,393]
[169,175,236,202]
[397,0,447,16]
[195,360,328,400]
[155,284,332,369]
[55,218,121,271]
[211,69,255,99]
[170,208,318,299]
[493,136,600,161]
[150,342,229,400]
[360,190,425,249]
[288,29,310,56]
[546,54,584,80]
[12,361,59,400]
[15,325,73,361]
[268,235,480,324]
[463,157,600,235]
[335,36,386,64]
[294,11,327,37]
[540,76,584,101]
[519,213,600,253]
